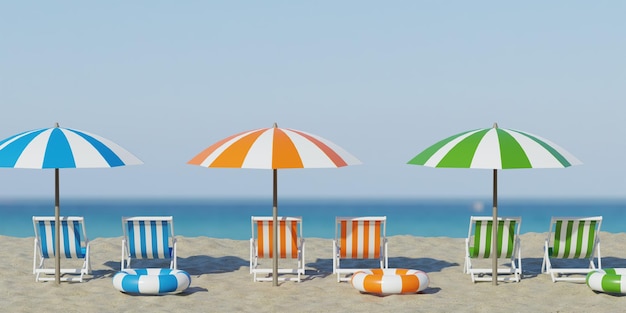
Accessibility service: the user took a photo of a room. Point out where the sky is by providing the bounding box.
[0,1,624,200]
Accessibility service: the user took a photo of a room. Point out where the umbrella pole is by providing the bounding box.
[492,169,498,286]
[55,168,61,285]
[272,169,278,287]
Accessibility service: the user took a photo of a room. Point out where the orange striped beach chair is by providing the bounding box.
[250,216,305,282]
[332,216,388,282]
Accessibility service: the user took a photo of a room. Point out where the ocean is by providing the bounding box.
[2,198,625,239]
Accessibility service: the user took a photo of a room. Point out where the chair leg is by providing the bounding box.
[32,241,37,275]
[85,246,92,275]
[332,241,341,282]
[171,243,177,269]
[34,258,45,282]
[464,257,472,275]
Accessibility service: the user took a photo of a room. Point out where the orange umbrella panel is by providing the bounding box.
[188,127,361,169]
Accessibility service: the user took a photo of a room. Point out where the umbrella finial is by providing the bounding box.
[55,122,60,128]
[273,122,278,128]
[493,122,498,129]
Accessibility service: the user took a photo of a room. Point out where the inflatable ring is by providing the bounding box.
[351,268,429,295]
[587,268,626,294]
[113,268,191,295]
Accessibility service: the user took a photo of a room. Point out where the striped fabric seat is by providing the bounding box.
[250,216,304,282]
[469,218,518,259]
[122,216,177,270]
[464,216,522,283]
[542,216,602,282]
[549,219,599,259]
[32,216,91,282]
[333,217,388,282]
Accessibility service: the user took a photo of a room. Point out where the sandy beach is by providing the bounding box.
[3,232,626,313]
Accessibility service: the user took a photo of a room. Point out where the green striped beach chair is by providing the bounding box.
[541,216,602,282]
[121,216,177,270]
[464,216,522,283]
[33,216,91,282]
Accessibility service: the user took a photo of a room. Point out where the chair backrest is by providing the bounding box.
[252,216,301,259]
[468,216,521,259]
[123,216,174,259]
[548,216,602,259]
[33,216,87,259]
[336,216,386,259]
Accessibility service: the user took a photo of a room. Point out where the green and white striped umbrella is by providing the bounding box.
[407,123,581,285]
[408,124,581,169]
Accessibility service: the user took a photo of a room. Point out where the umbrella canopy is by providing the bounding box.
[408,123,581,284]
[408,125,581,169]
[188,123,361,286]
[0,126,142,168]
[0,123,142,284]
[188,124,360,169]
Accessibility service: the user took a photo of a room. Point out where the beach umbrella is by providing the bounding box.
[407,123,581,285]
[0,123,142,284]
[188,123,361,286]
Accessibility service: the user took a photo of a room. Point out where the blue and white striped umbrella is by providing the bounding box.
[0,126,142,168]
[0,124,142,284]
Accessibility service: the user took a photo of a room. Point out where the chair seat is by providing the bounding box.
[542,216,602,282]
[464,216,522,283]
[250,216,305,282]
[122,216,177,270]
[33,216,91,283]
[469,246,514,259]
[333,216,388,282]
[77,247,87,258]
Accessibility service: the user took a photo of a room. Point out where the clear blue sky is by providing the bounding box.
[1,1,624,200]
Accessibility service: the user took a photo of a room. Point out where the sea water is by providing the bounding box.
[1,197,625,239]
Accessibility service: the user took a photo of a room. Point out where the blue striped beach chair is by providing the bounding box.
[464,216,522,283]
[541,216,602,282]
[32,216,91,282]
[332,216,388,282]
[250,216,305,282]
[121,216,177,270]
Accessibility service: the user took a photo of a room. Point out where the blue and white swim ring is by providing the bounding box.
[113,268,191,295]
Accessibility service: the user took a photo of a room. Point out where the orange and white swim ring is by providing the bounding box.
[350,268,429,295]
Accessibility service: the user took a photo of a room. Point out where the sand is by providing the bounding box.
[3,232,626,313]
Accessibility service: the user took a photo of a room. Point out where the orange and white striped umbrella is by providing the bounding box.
[187,123,360,286]
[187,124,361,169]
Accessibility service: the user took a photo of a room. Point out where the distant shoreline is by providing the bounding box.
[2,198,624,239]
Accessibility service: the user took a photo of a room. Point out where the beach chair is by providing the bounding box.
[541,216,602,282]
[332,216,388,282]
[250,216,305,282]
[121,216,177,270]
[464,216,522,283]
[32,216,91,282]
